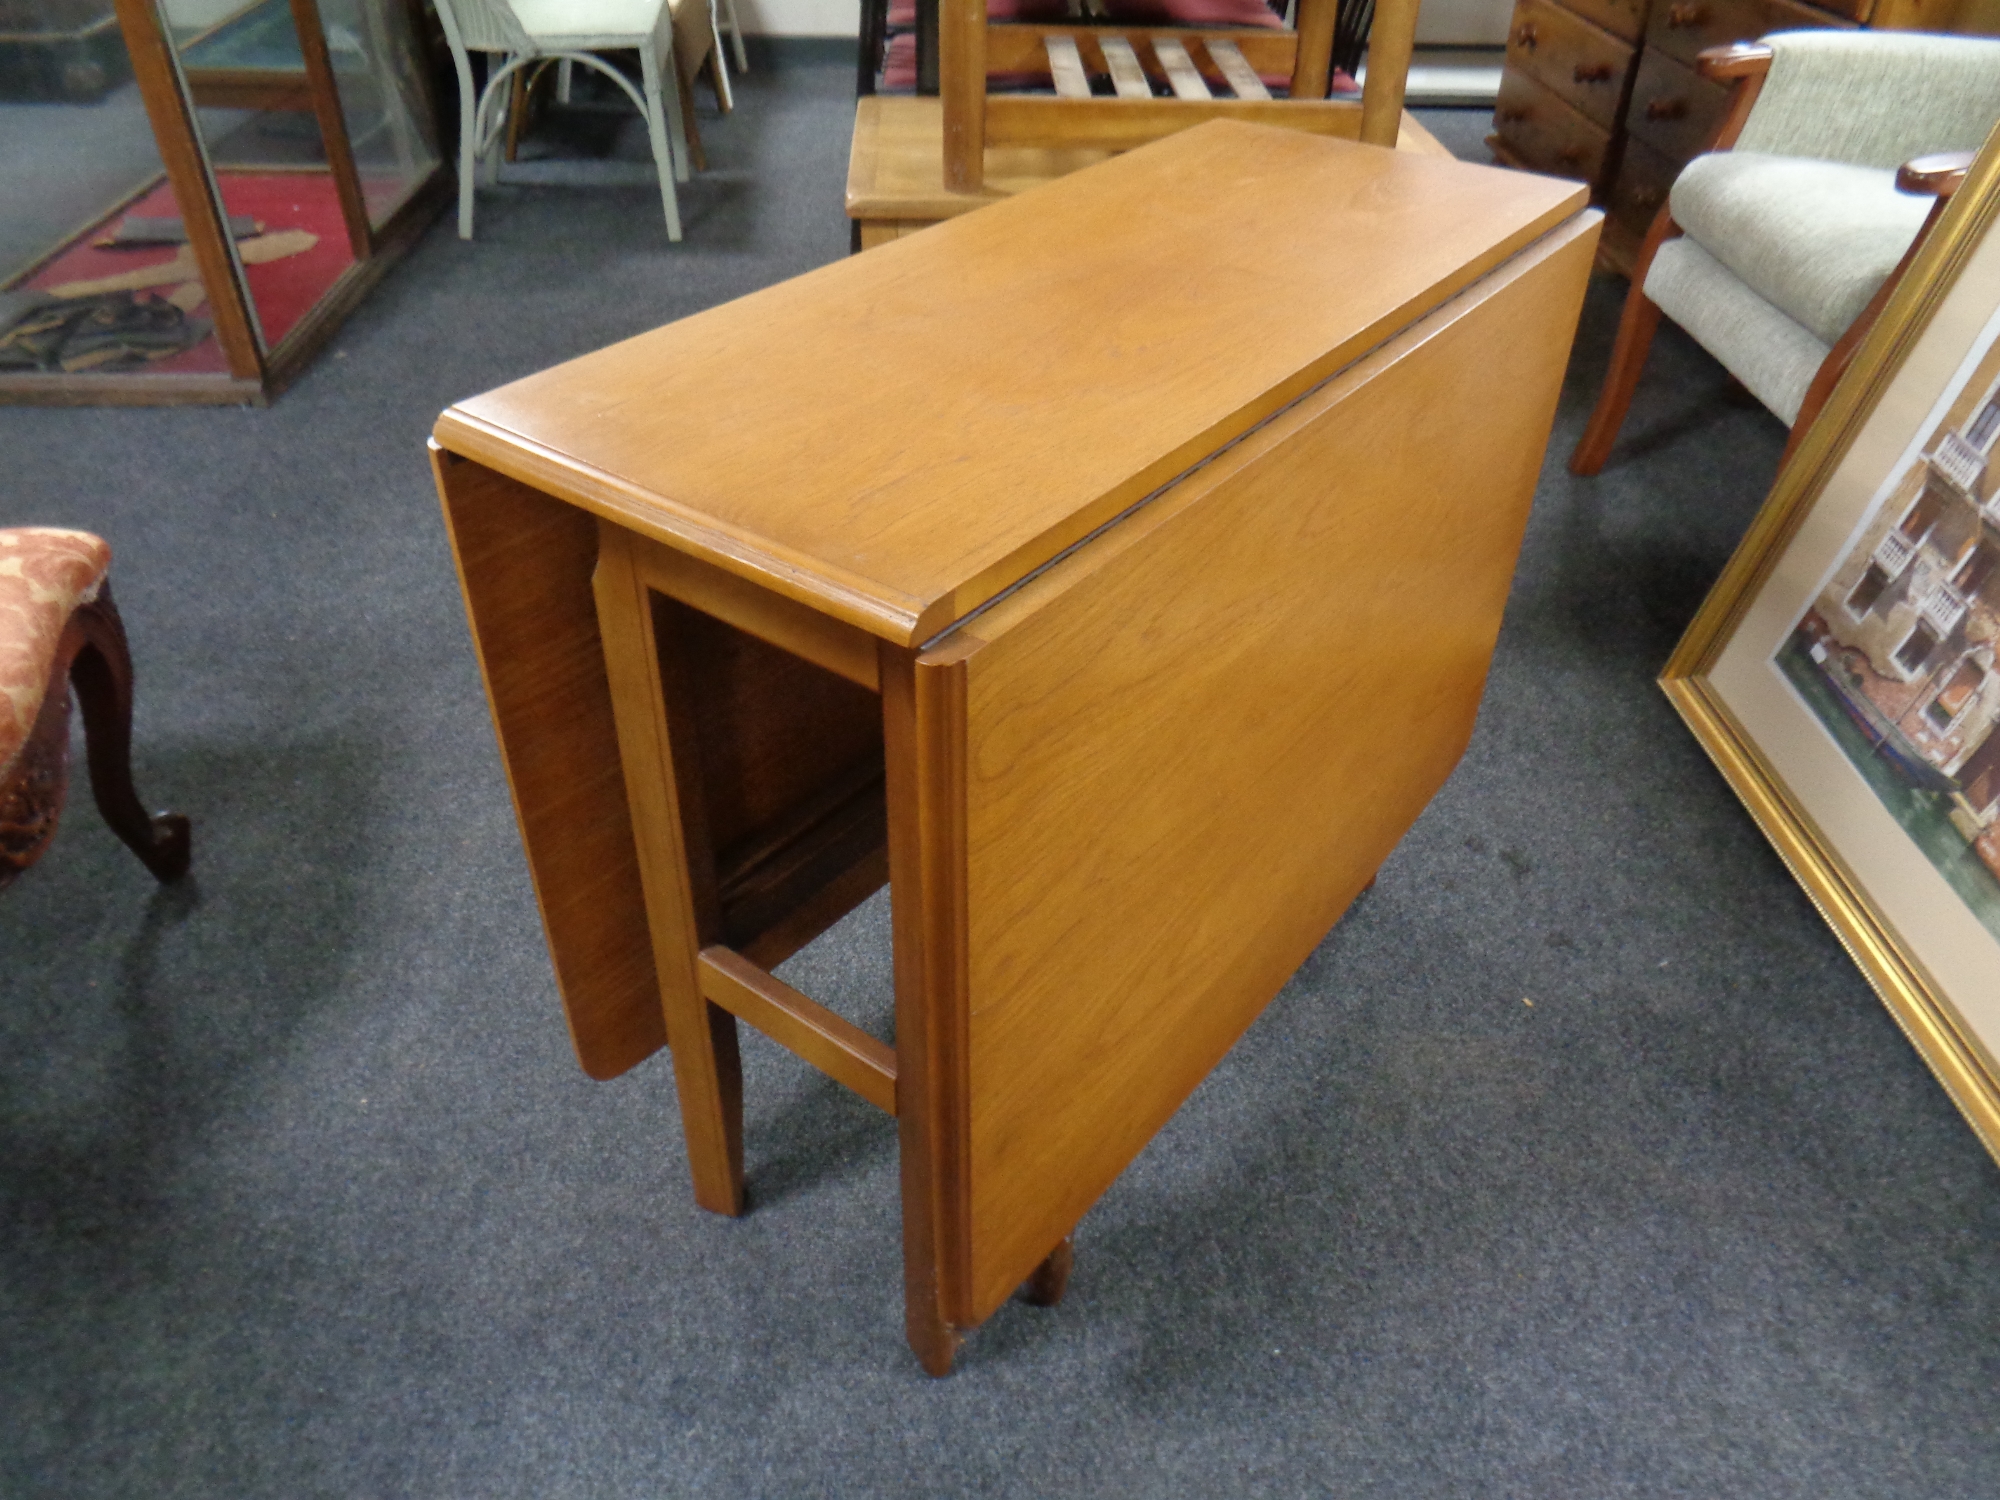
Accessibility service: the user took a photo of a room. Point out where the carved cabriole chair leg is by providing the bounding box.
[67,587,191,883]
[1,577,188,891]
[0,659,73,887]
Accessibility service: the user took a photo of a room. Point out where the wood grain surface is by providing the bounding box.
[436,122,1583,651]
[882,642,976,1375]
[431,448,665,1080]
[847,95,1115,219]
[933,213,1600,1320]
[1504,0,1635,132]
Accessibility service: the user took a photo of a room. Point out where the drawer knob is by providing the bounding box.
[1666,3,1706,25]
[1514,21,1538,47]
[1574,61,1615,83]
[1557,146,1585,165]
[1644,96,1688,119]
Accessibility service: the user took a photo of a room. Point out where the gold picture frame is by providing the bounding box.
[1663,123,2000,1168]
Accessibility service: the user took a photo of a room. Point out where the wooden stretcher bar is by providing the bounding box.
[698,946,898,1114]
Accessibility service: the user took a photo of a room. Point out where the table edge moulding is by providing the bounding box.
[437,123,1583,648]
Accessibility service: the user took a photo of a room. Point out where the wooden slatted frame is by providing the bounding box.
[1044,33,1091,96]
[942,0,1421,190]
[1097,34,1152,97]
[1206,37,1271,100]
[1151,36,1214,100]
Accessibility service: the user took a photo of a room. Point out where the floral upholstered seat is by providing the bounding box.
[0,527,188,889]
[0,528,112,778]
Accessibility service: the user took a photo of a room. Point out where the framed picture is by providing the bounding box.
[1663,126,2000,1166]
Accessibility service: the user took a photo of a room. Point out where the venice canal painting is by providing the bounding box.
[1774,327,2000,942]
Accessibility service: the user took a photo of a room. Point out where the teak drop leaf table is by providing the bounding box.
[430,122,1599,1375]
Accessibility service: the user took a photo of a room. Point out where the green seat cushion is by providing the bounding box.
[1669,151,1930,349]
[1644,235,1828,426]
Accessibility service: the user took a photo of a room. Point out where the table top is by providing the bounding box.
[435,121,1585,647]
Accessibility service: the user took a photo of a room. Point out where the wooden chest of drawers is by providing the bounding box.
[1503,0,1638,131]
[1488,0,1874,271]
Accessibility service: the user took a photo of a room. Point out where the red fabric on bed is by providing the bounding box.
[886,0,1283,23]
[1103,0,1287,24]
[23,172,356,375]
[882,32,1051,88]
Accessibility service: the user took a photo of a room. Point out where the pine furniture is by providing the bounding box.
[432,122,1599,1373]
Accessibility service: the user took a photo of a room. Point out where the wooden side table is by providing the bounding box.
[432,122,1598,1373]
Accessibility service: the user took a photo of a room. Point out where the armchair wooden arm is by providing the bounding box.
[1695,41,1772,152]
[1898,149,1977,199]
[1695,40,1772,81]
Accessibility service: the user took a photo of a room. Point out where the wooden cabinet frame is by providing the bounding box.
[0,0,445,406]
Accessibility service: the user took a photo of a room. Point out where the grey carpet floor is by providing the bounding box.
[4,57,1998,1498]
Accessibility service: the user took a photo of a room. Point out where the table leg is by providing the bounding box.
[594,523,746,1216]
[881,645,970,1374]
[1019,1238,1074,1307]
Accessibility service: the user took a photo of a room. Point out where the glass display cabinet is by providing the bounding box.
[0,0,444,403]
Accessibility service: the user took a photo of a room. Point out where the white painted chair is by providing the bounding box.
[555,0,741,110]
[435,0,721,242]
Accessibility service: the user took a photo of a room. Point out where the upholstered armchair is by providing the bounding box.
[1571,31,2000,476]
[0,528,189,889]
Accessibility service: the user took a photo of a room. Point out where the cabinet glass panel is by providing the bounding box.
[1,0,232,379]
[169,0,356,353]
[319,0,439,228]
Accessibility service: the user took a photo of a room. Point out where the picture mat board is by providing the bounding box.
[1708,213,2000,1078]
